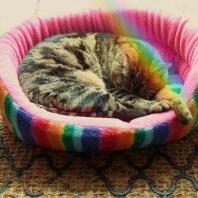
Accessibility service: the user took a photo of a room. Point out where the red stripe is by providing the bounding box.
[167,118,182,143]
[99,128,118,151]
[31,118,50,149]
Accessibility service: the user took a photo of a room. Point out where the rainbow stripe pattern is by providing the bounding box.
[0,10,197,152]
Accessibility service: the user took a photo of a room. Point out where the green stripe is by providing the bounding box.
[169,84,182,94]
[139,128,153,148]
[4,95,18,138]
[133,129,146,148]
[62,125,75,151]
[4,95,12,123]
[192,89,198,129]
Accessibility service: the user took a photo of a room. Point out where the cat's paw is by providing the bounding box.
[180,111,193,124]
[172,100,193,124]
[156,87,193,124]
[148,100,171,113]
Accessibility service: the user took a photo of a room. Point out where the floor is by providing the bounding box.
[0,0,197,33]
[0,115,198,197]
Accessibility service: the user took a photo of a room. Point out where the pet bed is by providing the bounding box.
[0,10,197,152]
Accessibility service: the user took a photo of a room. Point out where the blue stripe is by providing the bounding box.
[168,66,177,74]
[81,127,100,152]
[17,108,36,146]
[169,74,183,84]
[152,123,169,145]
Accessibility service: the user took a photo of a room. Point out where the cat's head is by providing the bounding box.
[136,59,170,99]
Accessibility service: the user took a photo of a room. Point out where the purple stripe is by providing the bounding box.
[152,123,169,145]
[81,127,100,152]
[17,108,36,145]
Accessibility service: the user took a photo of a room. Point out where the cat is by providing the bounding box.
[18,32,192,123]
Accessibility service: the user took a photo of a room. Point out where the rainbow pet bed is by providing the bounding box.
[0,10,197,152]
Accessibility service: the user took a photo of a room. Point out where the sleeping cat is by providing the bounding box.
[18,32,192,123]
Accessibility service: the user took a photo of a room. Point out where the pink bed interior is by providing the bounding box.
[0,10,197,128]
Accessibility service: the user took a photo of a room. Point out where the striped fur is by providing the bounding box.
[19,33,192,123]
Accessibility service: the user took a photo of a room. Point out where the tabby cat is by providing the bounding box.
[18,32,192,123]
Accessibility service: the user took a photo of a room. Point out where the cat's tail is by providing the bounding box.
[156,86,192,124]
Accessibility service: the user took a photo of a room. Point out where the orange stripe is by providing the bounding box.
[115,128,134,150]
[46,121,65,151]
[108,13,127,35]
[0,84,11,131]
[0,84,8,114]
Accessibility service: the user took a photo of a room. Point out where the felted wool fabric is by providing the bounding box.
[0,10,197,152]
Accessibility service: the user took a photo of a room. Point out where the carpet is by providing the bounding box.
[0,115,198,198]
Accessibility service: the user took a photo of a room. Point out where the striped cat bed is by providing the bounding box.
[0,10,197,152]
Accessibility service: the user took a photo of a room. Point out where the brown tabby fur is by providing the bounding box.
[18,32,192,123]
